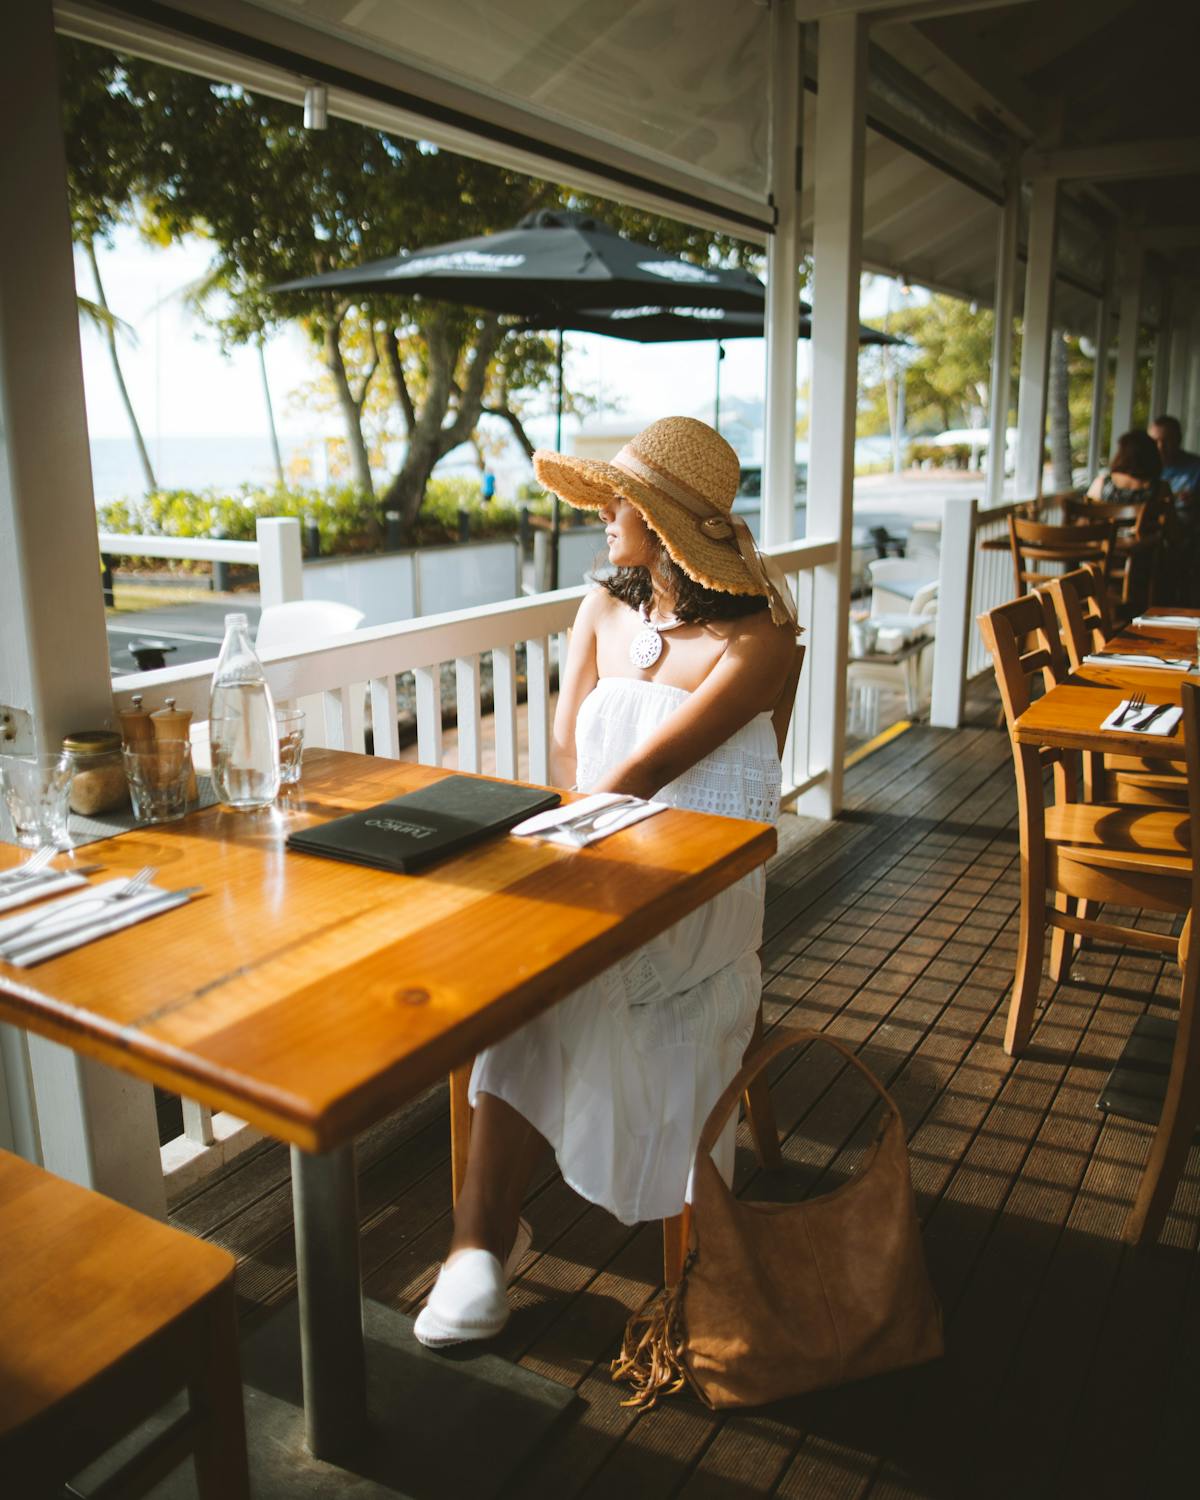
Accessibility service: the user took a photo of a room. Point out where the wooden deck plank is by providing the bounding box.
[161,716,1200,1500]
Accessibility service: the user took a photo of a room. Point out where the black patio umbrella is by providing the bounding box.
[272,210,768,586]
[272,209,766,316]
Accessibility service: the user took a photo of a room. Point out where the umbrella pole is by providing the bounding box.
[550,329,563,590]
[714,340,724,433]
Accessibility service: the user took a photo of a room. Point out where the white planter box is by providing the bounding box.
[302,538,520,625]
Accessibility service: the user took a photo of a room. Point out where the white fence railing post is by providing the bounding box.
[256,516,303,608]
[930,497,978,729]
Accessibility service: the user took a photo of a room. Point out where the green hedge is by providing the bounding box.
[96,478,555,559]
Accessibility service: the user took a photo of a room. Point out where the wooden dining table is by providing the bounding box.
[1014,606,1200,763]
[0,749,775,1492]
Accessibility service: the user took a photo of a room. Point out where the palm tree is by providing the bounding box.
[82,238,157,493]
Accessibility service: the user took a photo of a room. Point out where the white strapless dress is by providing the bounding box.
[469,676,781,1224]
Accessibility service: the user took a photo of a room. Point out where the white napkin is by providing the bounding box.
[511,792,667,847]
[1132,615,1199,630]
[0,869,87,915]
[1100,701,1183,736]
[0,878,194,968]
[1083,653,1194,672]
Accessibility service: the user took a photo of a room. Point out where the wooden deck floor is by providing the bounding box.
[171,709,1200,1500]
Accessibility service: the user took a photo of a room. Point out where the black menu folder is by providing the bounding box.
[286,774,561,874]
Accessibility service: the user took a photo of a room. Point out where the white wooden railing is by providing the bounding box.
[930,492,1069,727]
[98,516,304,609]
[112,535,837,799]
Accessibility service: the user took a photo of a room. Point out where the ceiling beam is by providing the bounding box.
[795,0,1031,19]
[1023,138,1200,183]
[874,17,1045,140]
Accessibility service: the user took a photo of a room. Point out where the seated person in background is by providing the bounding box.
[1086,428,1164,506]
[1150,414,1200,505]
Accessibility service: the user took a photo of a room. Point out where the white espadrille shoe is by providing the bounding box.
[413,1218,533,1349]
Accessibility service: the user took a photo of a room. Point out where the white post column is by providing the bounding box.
[1187,329,1200,449]
[761,0,802,547]
[1167,296,1191,418]
[1014,178,1058,499]
[0,0,164,1215]
[1111,230,1144,436]
[1150,275,1172,421]
[985,162,1018,507]
[796,11,866,820]
[1087,238,1115,476]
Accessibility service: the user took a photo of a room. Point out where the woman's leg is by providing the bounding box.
[447,1090,548,1263]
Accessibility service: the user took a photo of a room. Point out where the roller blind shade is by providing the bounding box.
[246,0,771,200]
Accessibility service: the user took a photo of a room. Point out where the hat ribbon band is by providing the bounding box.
[612,449,799,631]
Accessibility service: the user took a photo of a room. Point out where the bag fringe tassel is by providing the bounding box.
[611,1282,689,1410]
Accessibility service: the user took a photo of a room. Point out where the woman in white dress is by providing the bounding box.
[415,416,799,1348]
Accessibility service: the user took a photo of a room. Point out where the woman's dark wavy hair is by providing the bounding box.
[1110,429,1162,483]
[596,541,768,625]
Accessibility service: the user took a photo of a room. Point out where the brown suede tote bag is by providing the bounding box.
[613,1028,943,1410]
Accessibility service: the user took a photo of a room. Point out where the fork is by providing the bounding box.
[0,847,55,885]
[0,867,157,954]
[558,799,644,845]
[1114,691,1145,726]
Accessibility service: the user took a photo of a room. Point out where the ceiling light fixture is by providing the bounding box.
[303,84,328,130]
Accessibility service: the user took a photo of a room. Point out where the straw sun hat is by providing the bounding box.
[532,416,798,629]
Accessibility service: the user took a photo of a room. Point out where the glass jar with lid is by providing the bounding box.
[61,730,129,816]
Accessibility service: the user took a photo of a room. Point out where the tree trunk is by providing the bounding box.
[1048,328,1073,492]
[86,239,157,493]
[257,334,285,486]
[323,319,375,500]
[379,313,505,532]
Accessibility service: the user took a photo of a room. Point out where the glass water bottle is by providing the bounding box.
[209,612,280,810]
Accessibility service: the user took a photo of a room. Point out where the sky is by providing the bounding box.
[76,223,894,464]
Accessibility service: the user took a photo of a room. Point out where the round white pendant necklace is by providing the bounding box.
[629,602,684,669]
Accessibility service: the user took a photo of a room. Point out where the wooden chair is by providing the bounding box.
[1007,514,1115,598]
[0,1150,248,1499]
[1064,494,1162,618]
[1041,567,1188,808]
[978,592,1192,1057]
[1123,677,1200,1246]
[448,646,806,1289]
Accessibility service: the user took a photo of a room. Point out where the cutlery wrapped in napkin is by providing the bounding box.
[0,878,199,967]
[1100,701,1183,736]
[0,868,89,915]
[512,793,666,847]
[1131,615,1200,630]
[1084,653,1195,672]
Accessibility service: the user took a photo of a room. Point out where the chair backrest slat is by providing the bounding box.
[977,591,1066,728]
[1007,515,1115,597]
[1041,564,1112,670]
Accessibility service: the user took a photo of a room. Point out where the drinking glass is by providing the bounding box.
[0,754,74,848]
[123,742,192,825]
[275,707,306,786]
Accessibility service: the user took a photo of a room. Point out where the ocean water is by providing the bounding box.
[88,433,507,505]
[89,434,324,504]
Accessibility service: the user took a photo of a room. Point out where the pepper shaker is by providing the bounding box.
[150,697,198,799]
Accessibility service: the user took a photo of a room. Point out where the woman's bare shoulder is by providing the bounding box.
[576,584,623,628]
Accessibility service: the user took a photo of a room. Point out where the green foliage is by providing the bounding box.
[94,477,549,560]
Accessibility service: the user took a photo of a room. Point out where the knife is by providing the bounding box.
[1,887,201,965]
[1130,703,1174,732]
